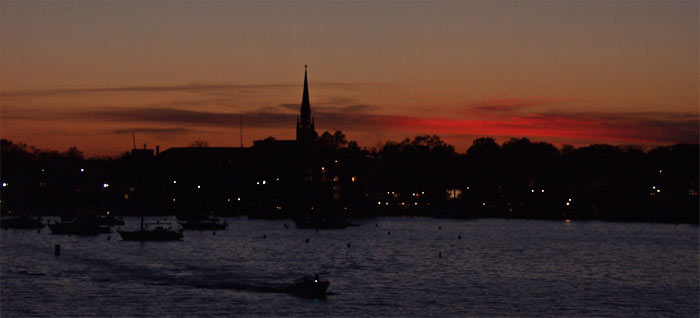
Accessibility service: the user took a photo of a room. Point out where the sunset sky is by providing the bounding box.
[1,1,698,157]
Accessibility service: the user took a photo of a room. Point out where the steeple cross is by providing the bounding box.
[304,64,308,71]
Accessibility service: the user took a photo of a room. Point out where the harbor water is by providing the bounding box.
[1,217,698,317]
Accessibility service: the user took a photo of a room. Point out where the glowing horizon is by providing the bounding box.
[1,1,697,157]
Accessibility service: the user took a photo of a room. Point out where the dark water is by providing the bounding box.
[1,217,697,317]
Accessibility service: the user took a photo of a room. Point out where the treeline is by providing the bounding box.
[1,136,698,223]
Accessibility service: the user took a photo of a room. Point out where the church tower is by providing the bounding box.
[296,65,316,144]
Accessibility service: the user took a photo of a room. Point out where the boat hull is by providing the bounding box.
[48,224,110,235]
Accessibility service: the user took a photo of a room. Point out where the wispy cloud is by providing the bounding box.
[1,81,393,98]
[468,97,574,114]
[110,127,201,135]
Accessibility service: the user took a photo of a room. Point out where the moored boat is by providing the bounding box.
[118,216,183,241]
[178,217,227,230]
[1,215,45,229]
[48,216,110,235]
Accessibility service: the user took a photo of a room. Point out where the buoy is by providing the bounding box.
[213,232,216,235]
[347,243,351,248]
[263,234,267,239]
[438,252,441,259]
[37,230,41,234]
[305,238,309,243]
[458,235,461,239]
[387,231,391,235]
[375,223,378,227]
[107,236,111,240]
[438,226,442,230]
[54,244,60,256]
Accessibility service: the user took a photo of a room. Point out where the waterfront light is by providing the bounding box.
[1,182,6,187]
[531,189,534,193]
[237,197,241,201]
[566,202,570,206]
[378,201,381,205]
[103,183,109,188]
[568,198,572,202]
[482,202,486,206]
[173,180,177,184]
[262,180,266,185]
[656,189,661,193]
[197,185,201,189]
[541,189,545,193]
[80,168,84,172]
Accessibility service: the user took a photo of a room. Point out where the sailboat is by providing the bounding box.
[117,216,183,241]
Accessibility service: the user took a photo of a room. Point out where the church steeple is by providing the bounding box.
[297,65,316,143]
[300,64,311,126]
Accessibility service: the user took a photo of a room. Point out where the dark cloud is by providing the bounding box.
[279,104,300,112]
[469,97,573,114]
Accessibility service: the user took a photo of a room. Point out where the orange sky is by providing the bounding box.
[1,1,698,157]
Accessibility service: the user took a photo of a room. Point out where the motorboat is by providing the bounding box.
[286,275,330,298]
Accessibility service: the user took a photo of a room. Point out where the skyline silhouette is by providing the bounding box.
[1,1,698,157]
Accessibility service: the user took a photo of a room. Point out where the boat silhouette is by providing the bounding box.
[177,216,227,230]
[48,216,110,235]
[1,215,45,229]
[117,216,183,241]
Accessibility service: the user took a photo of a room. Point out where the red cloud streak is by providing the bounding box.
[337,113,698,145]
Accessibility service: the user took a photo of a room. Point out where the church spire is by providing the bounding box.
[300,65,311,125]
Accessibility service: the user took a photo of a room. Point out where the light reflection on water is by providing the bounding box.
[2,217,698,317]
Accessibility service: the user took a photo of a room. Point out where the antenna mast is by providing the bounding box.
[132,130,136,150]
[240,113,243,148]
